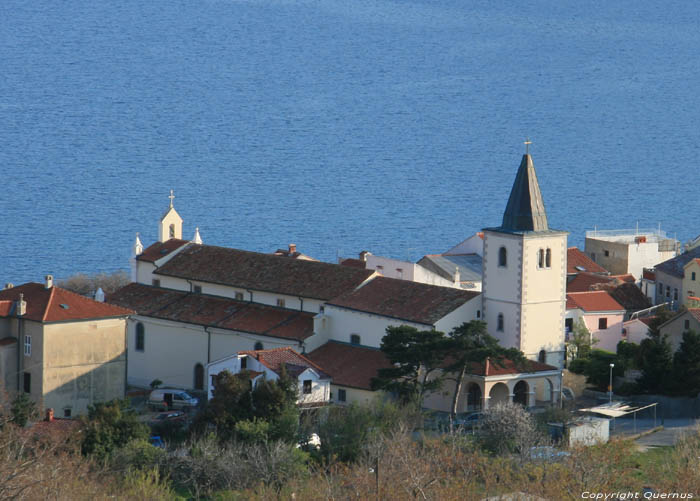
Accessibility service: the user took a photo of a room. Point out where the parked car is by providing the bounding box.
[453,412,483,432]
[147,389,199,411]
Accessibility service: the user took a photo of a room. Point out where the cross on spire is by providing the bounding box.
[168,189,175,208]
[524,138,532,155]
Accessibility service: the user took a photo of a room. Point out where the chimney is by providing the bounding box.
[454,266,461,285]
[485,357,491,376]
[94,287,105,303]
[46,408,54,422]
[17,293,26,316]
[4,283,13,289]
[45,275,53,289]
[288,243,296,254]
[359,250,371,261]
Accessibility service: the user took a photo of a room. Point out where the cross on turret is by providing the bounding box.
[168,189,175,208]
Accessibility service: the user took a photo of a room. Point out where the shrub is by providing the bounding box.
[567,357,589,375]
[477,402,545,456]
[111,439,166,472]
[80,400,149,460]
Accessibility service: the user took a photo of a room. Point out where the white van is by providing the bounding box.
[147,389,199,411]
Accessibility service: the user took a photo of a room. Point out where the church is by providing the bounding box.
[108,150,566,411]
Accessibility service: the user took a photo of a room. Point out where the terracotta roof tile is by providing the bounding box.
[0,283,133,323]
[642,269,656,281]
[154,244,375,301]
[638,316,656,326]
[339,258,366,269]
[328,276,479,325]
[656,247,700,279]
[566,291,625,312]
[567,273,615,293]
[469,358,558,376]
[307,342,392,390]
[0,300,13,316]
[137,239,189,263]
[567,247,608,275]
[591,282,651,311]
[240,347,330,379]
[108,283,314,341]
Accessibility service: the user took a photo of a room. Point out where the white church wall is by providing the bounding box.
[433,297,482,334]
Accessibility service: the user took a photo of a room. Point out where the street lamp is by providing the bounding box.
[609,363,615,403]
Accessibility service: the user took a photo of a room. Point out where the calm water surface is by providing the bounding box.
[1,0,699,284]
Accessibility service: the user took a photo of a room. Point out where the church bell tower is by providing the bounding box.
[481,149,568,368]
[159,190,183,242]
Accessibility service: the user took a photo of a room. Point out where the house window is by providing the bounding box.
[658,283,663,297]
[194,363,204,390]
[350,334,361,345]
[241,356,247,369]
[538,350,546,364]
[666,286,670,298]
[396,268,403,279]
[277,298,285,308]
[338,389,347,402]
[546,248,551,268]
[303,380,312,394]
[565,318,573,333]
[23,372,31,393]
[476,310,481,319]
[684,319,690,330]
[169,224,175,238]
[591,252,596,262]
[64,408,72,418]
[598,318,608,329]
[193,285,202,294]
[24,335,31,356]
[497,313,504,332]
[498,247,507,267]
[674,288,678,301]
[235,292,244,301]
[254,341,263,351]
[693,272,697,281]
[604,250,610,257]
[538,249,544,268]
[152,279,160,287]
[135,322,145,351]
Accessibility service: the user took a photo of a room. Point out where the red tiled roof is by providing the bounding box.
[153,244,375,301]
[567,247,608,275]
[638,316,656,326]
[137,239,189,263]
[0,300,13,316]
[307,341,392,390]
[591,282,650,311]
[339,258,366,269]
[566,291,625,312]
[469,357,558,377]
[328,276,479,325]
[0,283,133,323]
[0,337,17,347]
[567,272,614,293]
[610,274,636,283]
[108,283,314,341]
[240,347,329,379]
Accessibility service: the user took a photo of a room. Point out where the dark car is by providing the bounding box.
[150,410,186,425]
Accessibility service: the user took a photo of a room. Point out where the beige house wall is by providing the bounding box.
[580,311,625,353]
[659,311,700,352]
[655,269,682,306]
[682,261,700,305]
[331,385,381,406]
[42,318,127,416]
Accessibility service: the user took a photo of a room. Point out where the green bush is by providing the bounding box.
[567,357,589,375]
[80,400,149,460]
[111,439,166,472]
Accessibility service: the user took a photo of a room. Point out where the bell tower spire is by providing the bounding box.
[158,189,183,242]
[500,143,549,232]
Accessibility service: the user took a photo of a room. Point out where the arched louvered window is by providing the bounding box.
[498,247,507,267]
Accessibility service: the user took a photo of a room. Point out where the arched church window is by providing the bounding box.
[135,322,145,352]
[538,350,546,364]
[497,313,504,332]
[498,247,507,267]
[194,363,204,390]
[545,248,551,268]
[538,249,544,268]
[169,224,175,238]
[254,341,264,351]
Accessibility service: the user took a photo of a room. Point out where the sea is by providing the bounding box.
[1,0,699,285]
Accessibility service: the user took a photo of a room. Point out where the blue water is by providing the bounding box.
[1,0,699,285]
